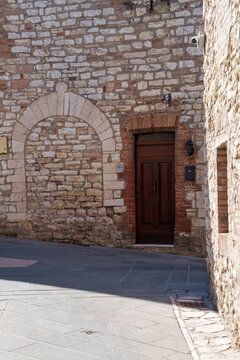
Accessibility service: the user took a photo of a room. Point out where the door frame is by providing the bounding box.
[121,113,193,248]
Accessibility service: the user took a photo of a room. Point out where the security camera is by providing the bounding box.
[191,36,198,44]
[191,31,205,51]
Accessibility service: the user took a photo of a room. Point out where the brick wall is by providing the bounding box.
[0,0,206,256]
[204,0,240,345]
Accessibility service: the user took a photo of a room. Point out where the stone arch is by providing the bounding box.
[10,82,121,222]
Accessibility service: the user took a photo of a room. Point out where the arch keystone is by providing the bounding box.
[56,82,68,95]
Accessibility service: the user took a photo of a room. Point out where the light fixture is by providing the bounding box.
[123,1,134,10]
[123,0,170,12]
[163,93,172,107]
[186,139,194,156]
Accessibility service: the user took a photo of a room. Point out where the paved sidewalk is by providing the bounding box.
[0,237,208,360]
[173,296,240,360]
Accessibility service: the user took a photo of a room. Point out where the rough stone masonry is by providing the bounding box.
[203,0,240,346]
[0,0,206,256]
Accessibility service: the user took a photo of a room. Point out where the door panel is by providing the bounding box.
[136,143,175,244]
[141,163,153,225]
[159,162,172,225]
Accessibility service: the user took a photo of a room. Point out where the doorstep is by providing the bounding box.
[131,244,174,248]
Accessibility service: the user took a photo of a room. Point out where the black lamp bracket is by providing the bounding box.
[163,93,172,107]
[145,0,170,12]
[186,139,194,157]
[123,1,135,10]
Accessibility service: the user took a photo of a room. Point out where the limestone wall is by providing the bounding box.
[203,0,240,345]
[0,0,206,254]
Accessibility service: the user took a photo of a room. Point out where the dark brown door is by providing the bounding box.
[136,142,175,244]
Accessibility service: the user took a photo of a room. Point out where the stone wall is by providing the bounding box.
[203,0,240,345]
[25,115,118,244]
[0,0,206,255]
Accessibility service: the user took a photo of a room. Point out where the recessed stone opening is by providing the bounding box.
[217,145,229,233]
[25,115,106,242]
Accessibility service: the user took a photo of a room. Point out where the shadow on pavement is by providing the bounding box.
[0,237,208,300]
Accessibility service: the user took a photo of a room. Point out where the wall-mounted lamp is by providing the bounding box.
[124,0,170,12]
[186,139,194,156]
[163,93,172,107]
[123,1,134,10]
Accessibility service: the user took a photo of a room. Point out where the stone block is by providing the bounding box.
[99,128,113,141]
[56,82,68,95]
[12,140,25,153]
[104,190,113,199]
[79,100,94,121]
[13,152,25,160]
[87,188,102,196]
[69,93,79,117]
[17,201,26,212]
[103,163,117,174]
[64,92,70,116]
[12,182,26,193]
[7,213,26,222]
[31,100,44,122]
[73,96,85,119]
[38,96,50,119]
[88,112,103,130]
[102,138,115,152]
[12,123,28,143]
[7,174,25,183]
[104,181,125,190]
[46,93,58,116]
[19,107,39,130]
[83,105,99,126]
[103,173,118,181]
[0,137,8,154]
[57,91,65,116]
[104,199,124,206]
[10,192,26,201]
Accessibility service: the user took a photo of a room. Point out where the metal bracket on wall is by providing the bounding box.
[123,1,135,10]
[163,93,172,107]
[145,0,170,12]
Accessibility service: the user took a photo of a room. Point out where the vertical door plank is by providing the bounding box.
[141,163,153,225]
[159,162,171,225]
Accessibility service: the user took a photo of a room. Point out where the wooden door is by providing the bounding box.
[136,142,175,244]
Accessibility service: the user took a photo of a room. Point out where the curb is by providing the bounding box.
[169,296,200,360]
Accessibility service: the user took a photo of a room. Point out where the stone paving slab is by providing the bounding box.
[1,294,192,360]
[171,296,240,360]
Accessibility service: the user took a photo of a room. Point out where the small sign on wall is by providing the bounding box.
[116,163,124,174]
[185,166,195,181]
[0,137,7,154]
